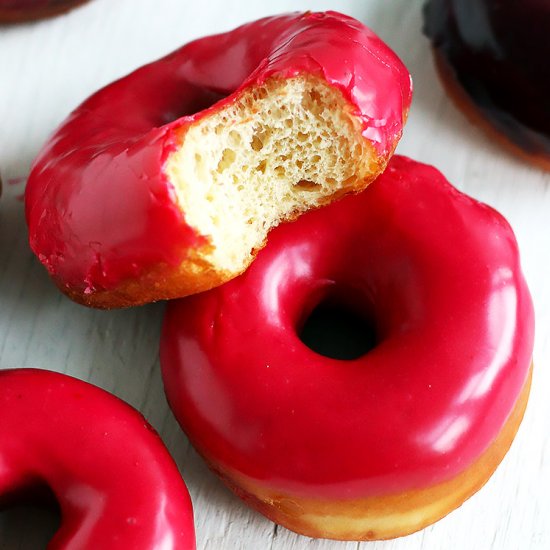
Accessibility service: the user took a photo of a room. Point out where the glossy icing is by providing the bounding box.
[424,0,550,158]
[0,369,195,549]
[25,11,412,297]
[160,155,534,500]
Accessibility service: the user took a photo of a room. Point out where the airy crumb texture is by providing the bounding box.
[166,75,381,273]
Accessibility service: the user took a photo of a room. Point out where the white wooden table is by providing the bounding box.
[1,1,549,548]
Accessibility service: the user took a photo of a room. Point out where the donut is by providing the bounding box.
[0,0,90,23]
[25,11,412,309]
[0,368,195,549]
[160,155,534,541]
[423,0,550,170]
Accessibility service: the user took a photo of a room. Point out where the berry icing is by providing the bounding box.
[0,369,195,549]
[25,11,412,295]
[160,155,534,500]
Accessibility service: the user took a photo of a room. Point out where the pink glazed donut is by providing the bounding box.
[25,11,412,308]
[0,369,195,549]
[160,155,534,541]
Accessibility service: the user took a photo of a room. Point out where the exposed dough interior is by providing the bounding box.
[165,76,379,272]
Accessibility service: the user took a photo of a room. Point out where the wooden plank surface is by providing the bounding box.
[0,0,548,548]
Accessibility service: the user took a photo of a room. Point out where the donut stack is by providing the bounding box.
[16,10,535,545]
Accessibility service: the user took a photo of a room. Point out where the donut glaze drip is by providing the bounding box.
[160,155,534,500]
[0,369,196,549]
[25,11,412,297]
[423,0,550,156]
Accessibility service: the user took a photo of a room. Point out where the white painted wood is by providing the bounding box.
[0,0,549,548]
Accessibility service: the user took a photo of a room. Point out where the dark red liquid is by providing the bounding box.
[423,0,550,156]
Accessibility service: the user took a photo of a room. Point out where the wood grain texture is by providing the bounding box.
[0,0,549,549]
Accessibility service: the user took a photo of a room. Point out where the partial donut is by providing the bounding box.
[0,0,90,23]
[0,368,195,549]
[160,155,534,541]
[423,0,550,169]
[25,11,412,308]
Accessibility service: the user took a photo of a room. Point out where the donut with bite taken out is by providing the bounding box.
[25,11,412,308]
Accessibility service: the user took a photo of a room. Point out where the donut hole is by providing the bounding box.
[166,75,381,273]
[299,297,377,360]
[158,87,228,124]
[0,486,60,547]
[0,506,60,546]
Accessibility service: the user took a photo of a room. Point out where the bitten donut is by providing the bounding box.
[25,11,412,309]
[0,368,195,549]
[160,156,534,541]
[0,0,90,22]
[423,0,550,170]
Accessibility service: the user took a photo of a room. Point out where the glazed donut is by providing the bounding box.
[25,11,412,309]
[0,368,195,549]
[0,0,90,22]
[160,155,534,541]
[423,0,550,170]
